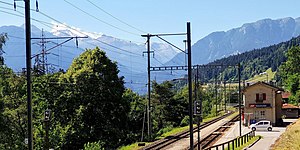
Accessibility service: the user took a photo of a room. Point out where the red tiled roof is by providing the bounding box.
[282,92,291,99]
[282,103,299,109]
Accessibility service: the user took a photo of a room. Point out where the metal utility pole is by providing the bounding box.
[215,75,218,116]
[146,34,151,139]
[238,63,242,136]
[195,65,201,150]
[224,79,226,112]
[25,0,33,149]
[141,34,155,140]
[187,22,194,150]
[142,32,185,140]
[141,34,153,139]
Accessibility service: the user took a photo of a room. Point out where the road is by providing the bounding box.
[247,127,286,150]
[214,121,289,150]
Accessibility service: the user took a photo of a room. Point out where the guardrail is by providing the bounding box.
[204,130,255,150]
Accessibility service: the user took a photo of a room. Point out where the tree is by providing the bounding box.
[279,46,300,104]
[55,47,130,149]
[122,89,146,143]
[0,33,7,65]
[0,66,27,149]
[151,81,188,136]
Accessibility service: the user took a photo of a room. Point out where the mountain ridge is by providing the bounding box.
[167,17,300,66]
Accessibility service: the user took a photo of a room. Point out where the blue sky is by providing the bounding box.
[1,0,300,47]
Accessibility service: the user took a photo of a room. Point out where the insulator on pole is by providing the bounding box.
[36,0,39,12]
[76,37,78,48]
[13,0,16,11]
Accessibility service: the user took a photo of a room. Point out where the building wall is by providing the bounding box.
[275,93,283,122]
[243,84,278,125]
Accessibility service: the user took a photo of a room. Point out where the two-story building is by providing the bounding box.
[242,81,283,126]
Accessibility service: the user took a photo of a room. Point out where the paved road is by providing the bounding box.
[214,121,287,150]
[247,127,286,150]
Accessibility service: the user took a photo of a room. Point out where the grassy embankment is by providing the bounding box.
[202,68,275,91]
[271,119,300,150]
[246,68,276,83]
[118,111,238,150]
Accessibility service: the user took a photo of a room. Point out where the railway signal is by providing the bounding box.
[194,100,202,116]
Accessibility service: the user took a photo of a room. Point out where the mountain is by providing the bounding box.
[195,35,300,84]
[0,24,180,93]
[2,17,300,93]
[168,17,300,65]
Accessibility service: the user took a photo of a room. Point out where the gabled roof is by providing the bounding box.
[282,103,299,109]
[242,81,284,92]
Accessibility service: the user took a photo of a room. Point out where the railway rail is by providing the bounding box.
[192,115,239,149]
[139,111,235,150]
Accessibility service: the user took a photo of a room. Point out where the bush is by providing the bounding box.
[156,125,173,136]
[180,116,189,127]
[84,141,105,150]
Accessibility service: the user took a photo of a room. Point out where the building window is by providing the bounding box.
[254,111,260,120]
[254,111,266,120]
[256,93,266,102]
[260,111,265,118]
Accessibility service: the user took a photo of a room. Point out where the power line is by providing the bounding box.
[0,3,156,78]
[63,0,140,36]
[1,3,145,58]
[156,35,185,53]
[85,0,146,33]
[0,9,24,18]
[37,10,142,57]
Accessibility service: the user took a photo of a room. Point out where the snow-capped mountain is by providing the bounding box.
[0,24,180,93]
[3,17,300,93]
[51,23,103,39]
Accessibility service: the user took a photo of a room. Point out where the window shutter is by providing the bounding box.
[263,93,266,100]
[256,93,259,101]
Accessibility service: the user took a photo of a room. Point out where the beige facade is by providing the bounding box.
[243,82,283,126]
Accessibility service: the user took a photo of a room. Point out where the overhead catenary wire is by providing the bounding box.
[63,0,140,36]
[0,1,145,48]
[156,35,185,53]
[0,2,148,61]
[85,0,146,33]
[36,10,143,57]
[1,2,184,86]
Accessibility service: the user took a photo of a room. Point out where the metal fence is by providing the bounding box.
[204,130,256,150]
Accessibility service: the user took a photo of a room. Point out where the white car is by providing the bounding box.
[249,120,272,131]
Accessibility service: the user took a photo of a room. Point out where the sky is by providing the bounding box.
[1,0,300,49]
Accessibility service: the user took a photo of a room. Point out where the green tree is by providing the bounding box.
[55,47,130,149]
[151,81,188,136]
[0,66,27,149]
[31,72,66,149]
[0,33,7,65]
[122,89,146,143]
[279,46,300,104]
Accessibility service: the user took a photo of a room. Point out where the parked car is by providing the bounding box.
[249,120,272,131]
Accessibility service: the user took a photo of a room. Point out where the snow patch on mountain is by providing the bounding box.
[51,22,103,39]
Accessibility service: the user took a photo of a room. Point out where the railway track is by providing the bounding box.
[192,114,239,149]
[139,112,235,150]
